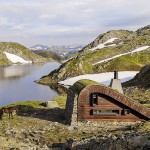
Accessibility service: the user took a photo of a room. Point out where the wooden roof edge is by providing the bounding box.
[87,84,150,119]
[104,86,150,119]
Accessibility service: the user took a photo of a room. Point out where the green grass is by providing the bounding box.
[93,48,150,72]
[70,79,99,94]
[0,51,12,66]
[2,100,44,108]
[143,104,150,108]
[0,100,47,113]
[82,44,136,64]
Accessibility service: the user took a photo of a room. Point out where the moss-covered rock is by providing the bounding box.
[70,79,99,94]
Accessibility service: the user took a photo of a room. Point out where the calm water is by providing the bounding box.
[0,62,61,106]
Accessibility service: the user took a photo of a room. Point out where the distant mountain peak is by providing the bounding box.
[30,44,85,57]
[30,44,50,50]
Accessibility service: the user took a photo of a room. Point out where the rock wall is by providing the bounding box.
[65,89,78,126]
[72,133,150,150]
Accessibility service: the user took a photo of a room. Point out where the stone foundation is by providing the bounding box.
[65,89,78,126]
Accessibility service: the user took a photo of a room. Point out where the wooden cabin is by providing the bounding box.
[65,79,150,126]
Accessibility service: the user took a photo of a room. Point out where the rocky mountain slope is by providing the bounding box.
[0,42,48,66]
[32,50,62,61]
[124,63,150,88]
[81,30,136,52]
[37,24,150,84]
[123,63,150,105]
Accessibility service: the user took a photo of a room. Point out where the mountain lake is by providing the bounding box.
[0,62,61,106]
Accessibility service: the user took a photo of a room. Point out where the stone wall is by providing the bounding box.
[65,89,78,126]
[78,121,138,128]
[72,133,150,150]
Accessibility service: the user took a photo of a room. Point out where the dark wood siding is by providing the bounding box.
[78,85,150,122]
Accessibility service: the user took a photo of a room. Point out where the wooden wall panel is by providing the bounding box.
[77,85,150,122]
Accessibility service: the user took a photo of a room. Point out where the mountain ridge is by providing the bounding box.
[0,42,48,66]
[37,24,150,84]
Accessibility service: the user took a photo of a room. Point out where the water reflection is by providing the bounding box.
[49,84,68,95]
[0,64,42,79]
[0,62,61,106]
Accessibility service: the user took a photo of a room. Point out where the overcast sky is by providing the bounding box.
[0,0,150,47]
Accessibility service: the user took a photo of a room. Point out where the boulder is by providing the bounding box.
[45,101,59,108]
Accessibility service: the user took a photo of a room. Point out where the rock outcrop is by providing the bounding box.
[124,63,150,88]
[123,63,150,105]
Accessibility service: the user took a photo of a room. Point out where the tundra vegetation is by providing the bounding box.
[0,96,149,149]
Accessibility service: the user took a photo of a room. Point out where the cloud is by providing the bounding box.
[39,14,57,20]
[11,24,29,30]
[0,32,28,38]
[0,0,150,46]
[0,17,7,26]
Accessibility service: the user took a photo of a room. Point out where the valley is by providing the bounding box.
[0,24,150,150]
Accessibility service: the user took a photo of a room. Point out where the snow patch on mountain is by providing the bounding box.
[90,38,118,51]
[4,52,32,64]
[93,46,150,65]
[30,45,49,50]
[59,71,138,86]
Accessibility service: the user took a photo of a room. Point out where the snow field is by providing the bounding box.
[93,46,150,65]
[59,71,138,86]
[4,52,32,64]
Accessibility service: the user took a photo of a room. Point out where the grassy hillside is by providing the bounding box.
[0,42,48,66]
[36,24,150,84]
[32,50,62,61]
[94,48,150,72]
[81,30,136,52]
[0,51,12,66]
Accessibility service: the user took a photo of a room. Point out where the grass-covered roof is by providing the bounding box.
[70,79,99,94]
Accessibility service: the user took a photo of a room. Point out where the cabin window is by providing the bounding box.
[122,109,130,115]
[92,109,119,116]
[90,93,98,106]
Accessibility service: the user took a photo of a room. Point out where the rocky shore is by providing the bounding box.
[0,101,149,150]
